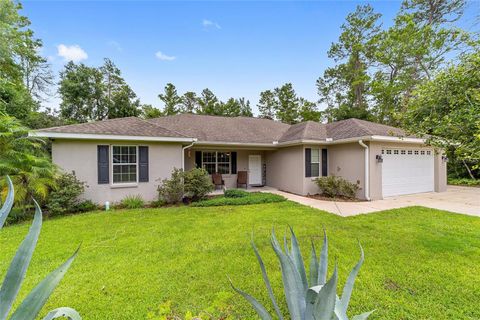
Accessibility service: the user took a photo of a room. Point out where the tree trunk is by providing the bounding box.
[462,160,475,179]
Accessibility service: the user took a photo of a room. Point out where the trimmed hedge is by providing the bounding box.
[191,192,286,207]
[224,189,249,198]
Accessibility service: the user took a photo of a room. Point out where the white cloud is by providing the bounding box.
[155,51,176,61]
[202,19,221,30]
[107,40,122,52]
[57,44,88,62]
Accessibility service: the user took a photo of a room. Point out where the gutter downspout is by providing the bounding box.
[358,140,370,201]
[182,139,197,171]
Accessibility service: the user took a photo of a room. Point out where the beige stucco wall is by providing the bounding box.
[52,139,183,204]
[368,141,447,200]
[327,143,365,199]
[265,146,304,195]
[184,148,266,189]
[434,150,447,192]
[303,145,325,195]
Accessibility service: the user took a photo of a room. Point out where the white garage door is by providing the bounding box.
[382,148,434,197]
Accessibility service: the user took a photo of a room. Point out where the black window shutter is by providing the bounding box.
[195,151,202,168]
[97,145,109,184]
[231,152,237,174]
[305,148,312,178]
[139,146,149,182]
[322,149,328,177]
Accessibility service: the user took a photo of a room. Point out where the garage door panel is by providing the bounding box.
[382,148,434,197]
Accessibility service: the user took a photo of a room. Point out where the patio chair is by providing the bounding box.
[212,173,225,190]
[237,171,248,189]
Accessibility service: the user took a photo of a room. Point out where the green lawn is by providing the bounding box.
[1,202,479,319]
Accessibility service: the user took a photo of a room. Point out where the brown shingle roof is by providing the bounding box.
[37,117,187,138]
[147,114,289,144]
[278,121,328,142]
[37,115,415,144]
[325,118,408,140]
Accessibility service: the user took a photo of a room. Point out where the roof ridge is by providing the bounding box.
[36,116,139,132]
[301,121,313,140]
[139,117,189,138]
[350,118,375,135]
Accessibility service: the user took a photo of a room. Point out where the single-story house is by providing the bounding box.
[33,114,447,204]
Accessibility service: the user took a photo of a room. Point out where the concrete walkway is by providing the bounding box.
[264,186,480,217]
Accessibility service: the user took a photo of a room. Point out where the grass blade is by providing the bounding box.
[0,199,42,320]
[43,307,81,320]
[312,265,337,320]
[251,238,284,320]
[318,229,328,285]
[10,248,79,320]
[229,278,272,320]
[0,176,14,229]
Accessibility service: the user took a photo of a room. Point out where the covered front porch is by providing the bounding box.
[183,147,271,189]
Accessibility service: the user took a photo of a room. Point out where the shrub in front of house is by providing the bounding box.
[315,175,360,199]
[183,168,214,201]
[120,194,145,209]
[448,178,480,186]
[224,188,249,198]
[157,168,185,204]
[46,171,86,216]
[74,199,98,213]
[191,192,285,207]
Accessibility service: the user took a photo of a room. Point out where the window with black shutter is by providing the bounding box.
[305,148,311,177]
[195,151,202,168]
[111,146,138,184]
[97,145,109,184]
[231,152,237,174]
[138,146,149,182]
[322,149,328,177]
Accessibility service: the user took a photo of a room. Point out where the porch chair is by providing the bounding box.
[237,171,248,189]
[212,173,225,190]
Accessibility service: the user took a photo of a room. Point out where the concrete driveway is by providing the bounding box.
[270,186,480,217]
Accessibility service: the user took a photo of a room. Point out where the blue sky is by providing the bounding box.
[23,1,479,115]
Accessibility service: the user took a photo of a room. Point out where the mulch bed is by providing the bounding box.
[306,194,366,202]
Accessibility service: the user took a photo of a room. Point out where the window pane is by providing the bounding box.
[311,149,320,163]
[203,163,216,174]
[218,163,230,174]
[112,163,137,184]
[129,153,136,163]
[217,152,230,162]
[112,145,137,164]
[311,163,319,177]
[129,172,137,182]
[202,152,216,163]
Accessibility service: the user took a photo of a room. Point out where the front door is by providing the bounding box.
[248,155,262,186]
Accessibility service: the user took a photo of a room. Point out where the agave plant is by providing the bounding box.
[0,176,81,320]
[230,227,374,320]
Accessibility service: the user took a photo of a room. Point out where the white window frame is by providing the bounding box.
[311,148,320,177]
[111,145,139,186]
[201,151,231,175]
